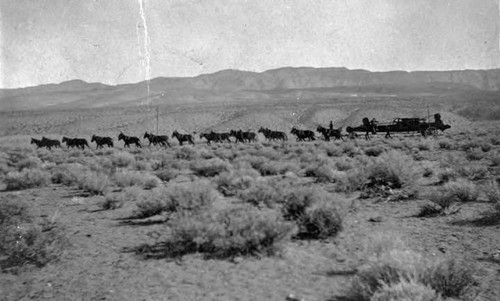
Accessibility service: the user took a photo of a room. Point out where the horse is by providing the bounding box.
[212,131,232,143]
[199,132,219,144]
[118,132,142,148]
[230,130,257,143]
[62,137,88,149]
[172,130,195,145]
[316,125,344,141]
[258,127,287,141]
[346,118,376,140]
[41,137,61,149]
[31,138,59,149]
[143,132,170,147]
[91,135,113,149]
[290,127,315,142]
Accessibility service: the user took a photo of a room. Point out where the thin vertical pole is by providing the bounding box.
[156,106,159,135]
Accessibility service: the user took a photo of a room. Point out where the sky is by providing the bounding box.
[0,0,499,89]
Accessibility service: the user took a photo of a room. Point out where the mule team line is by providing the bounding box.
[30,114,451,150]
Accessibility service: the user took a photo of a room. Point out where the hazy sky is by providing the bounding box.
[1,0,499,88]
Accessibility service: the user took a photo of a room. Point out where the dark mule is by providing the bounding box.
[230,130,257,143]
[317,125,344,141]
[199,132,219,144]
[258,127,287,142]
[31,138,59,150]
[62,137,89,149]
[118,132,142,148]
[41,137,61,149]
[91,135,113,149]
[290,127,315,142]
[346,118,376,140]
[31,138,43,148]
[211,131,232,143]
[172,130,195,145]
[143,132,170,147]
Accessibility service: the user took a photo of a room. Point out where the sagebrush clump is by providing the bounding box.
[165,205,296,258]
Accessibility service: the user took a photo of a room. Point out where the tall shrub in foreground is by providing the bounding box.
[0,196,66,271]
[165,205,296,258]
[4,168,51,191]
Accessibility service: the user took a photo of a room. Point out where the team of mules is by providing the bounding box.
[29,115,451,149]
[30,137,61,150]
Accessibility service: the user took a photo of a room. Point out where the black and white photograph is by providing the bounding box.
[1,0,499,300]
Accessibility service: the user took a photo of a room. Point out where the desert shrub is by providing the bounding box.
[371,280,442,301]
[347,249,428,301]
[76,171,110,195]
[155,169,180,182]
[442,179,479,203]
[334,159,354,171]
[485,182,500,203]
[94,156,114,173]
[364,146,385,157]
[419,180,479,217]
[436,168,457,184]
[364,151,417,189]
[421,258,475,298]
[190,157,230,177]
[328,169,366,192]
[113,171,160,189]
[457,164,489,181]
[16,156,43,171]
[437,139,454,150]
[341,142,360,157]
[111,151,136,167]
[165,205,296,258]
[135,189,169,218]
[100,192,127,210]
[175,146,198,160]
[297,204,343,239]
[416,140,433,151]
[216,167,260,196]
[167,181,218,211]
[5,149,30,166]
[321,144,342,157]
[213,148,235,160]
[134,160,152,171]
[0,197,32,226]
[49,163,87,186]
[490,137,500,145]
[460,140,481,151]
[480,143,492,152]
[248,146,280,160]
[490,152,500,166]
[0,196,66,270]
[423,167,433,178]
[100,186,143,210]
[237,179,284,208]
[4,168,51,191]
[254,160,280,176]
[465,148,484,161]
[114,170,144,187]
[281,187,332,221]
[134,181,217,218]
[304,163,336,183]
[343,232,475,301]
[275,162,301,175]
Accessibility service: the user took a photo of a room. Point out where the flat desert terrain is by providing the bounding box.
[1,96,500,301]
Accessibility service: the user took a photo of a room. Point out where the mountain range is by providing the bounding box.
[1,67,500,114]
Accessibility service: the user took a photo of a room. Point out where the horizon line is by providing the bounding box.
[4,65,500,90]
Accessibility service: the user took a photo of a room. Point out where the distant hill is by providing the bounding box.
[1,67,500,116]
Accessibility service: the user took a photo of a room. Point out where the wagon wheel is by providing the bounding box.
[425,127,438,138]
